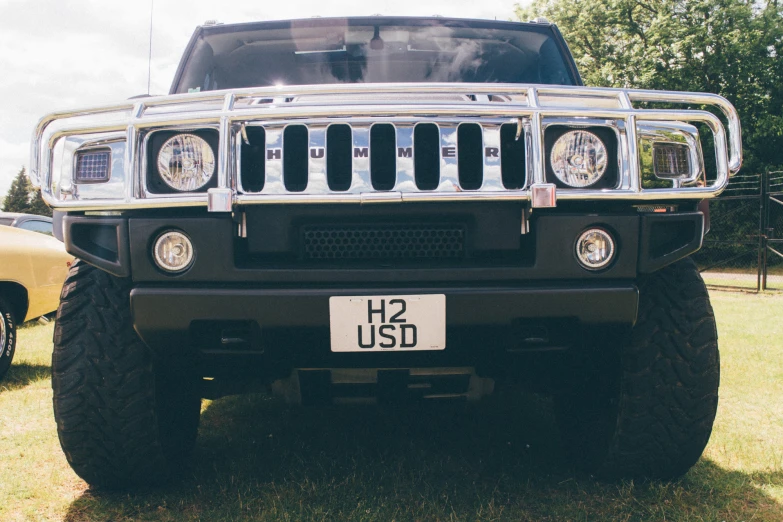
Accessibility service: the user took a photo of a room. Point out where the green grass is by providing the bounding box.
[1,291,782,521]
[700,269,783,290]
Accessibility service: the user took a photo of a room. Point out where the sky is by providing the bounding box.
[0,0,527,201]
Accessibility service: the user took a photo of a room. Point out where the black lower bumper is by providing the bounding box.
[61,207,705,283]
[129,283,637,385]
[130,283,639,349]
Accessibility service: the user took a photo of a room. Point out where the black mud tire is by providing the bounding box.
[0,296,17,380]
[52,261,201,489]
[555,258,719,480]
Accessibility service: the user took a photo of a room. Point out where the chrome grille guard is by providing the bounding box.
[30,83,742,211]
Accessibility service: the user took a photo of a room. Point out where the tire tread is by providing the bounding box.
[52,261,197,489]
[557,258,719,479]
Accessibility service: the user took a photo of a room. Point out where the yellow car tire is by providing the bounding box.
[0,296,16,380]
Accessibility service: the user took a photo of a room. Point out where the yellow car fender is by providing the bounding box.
[0,226,73,322]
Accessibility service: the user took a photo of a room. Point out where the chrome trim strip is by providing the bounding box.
[124,132,136,203]
[39,107,729,138]
[306,125,328,194]
[480,124,503,192]
[522,118,533,190]
[350,125,372,193]
[625,88,741,174]
[438,124,459,192]
[394,124,416,192]
[261,126,285,194]
[217,94,235,191]
[217,117,231,190]
[31,83,741,210]
[529,119,546,186]
[626,115,641,193]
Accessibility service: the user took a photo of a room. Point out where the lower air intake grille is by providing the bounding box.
[302,225,465,260]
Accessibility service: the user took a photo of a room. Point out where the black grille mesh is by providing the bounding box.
[302,225,465,260]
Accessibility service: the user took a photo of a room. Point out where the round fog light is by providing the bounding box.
[153,231,194,273]
[576,228,615,270]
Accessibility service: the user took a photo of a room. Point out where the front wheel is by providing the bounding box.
[555,258,720,480]
[0,296,17,380]
[52,261,201,489]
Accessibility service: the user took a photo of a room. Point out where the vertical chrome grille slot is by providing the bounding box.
[438,124,460,192]
[414,123,440,191]
[240,126,266,193]
[263,126,285,194]
[500,123,526,189]
[394,125,416,192]
[326,124,352,192]
[481,124,504,191]
[283,125,308,192]
[370,124,396,191]
[351,125,372,192]
[306,125,328,193]
[457,123,483,190]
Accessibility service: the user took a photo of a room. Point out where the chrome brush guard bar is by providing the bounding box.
[30,83,742,211]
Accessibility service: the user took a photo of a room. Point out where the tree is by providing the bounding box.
[515,0,783,174]
[1,167,52,217]
[27,188,53,218]
[2,168,31,213]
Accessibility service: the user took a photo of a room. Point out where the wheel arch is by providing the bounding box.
[0,281,29,323]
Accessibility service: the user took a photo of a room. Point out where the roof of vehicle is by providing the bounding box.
[198,16,554,35]
[0,212,53,226]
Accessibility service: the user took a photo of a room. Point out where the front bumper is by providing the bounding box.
[62,208,705,283]
[131,282,639,347]
[60,208,703,372]
[130,282,638,383]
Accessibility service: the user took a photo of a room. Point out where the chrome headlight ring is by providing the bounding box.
[550,130,608,188]
[156,133,215,192]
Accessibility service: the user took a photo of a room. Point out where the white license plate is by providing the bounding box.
[329,294,446,352]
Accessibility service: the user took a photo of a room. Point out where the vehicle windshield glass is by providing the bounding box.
[18,220,53,236]
[174,20,576,92]
[0,218,14,226]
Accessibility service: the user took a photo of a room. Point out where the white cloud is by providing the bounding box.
[0,0,524,200]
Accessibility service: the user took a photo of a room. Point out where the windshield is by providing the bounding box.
[173,19,577,93]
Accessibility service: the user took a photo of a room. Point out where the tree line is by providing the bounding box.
[2,167,52,217]
[516,0,782,175]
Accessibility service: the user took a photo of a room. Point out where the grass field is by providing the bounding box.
[1,290,782,521]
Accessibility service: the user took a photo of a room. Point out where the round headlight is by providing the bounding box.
[575,228,615,271]
[157,134,215,192]
[153,231,194,273]
[550,130,608,188]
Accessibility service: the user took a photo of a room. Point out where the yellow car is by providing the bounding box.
[0,225,73,379]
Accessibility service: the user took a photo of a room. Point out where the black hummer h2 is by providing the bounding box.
[31,17,742,489]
